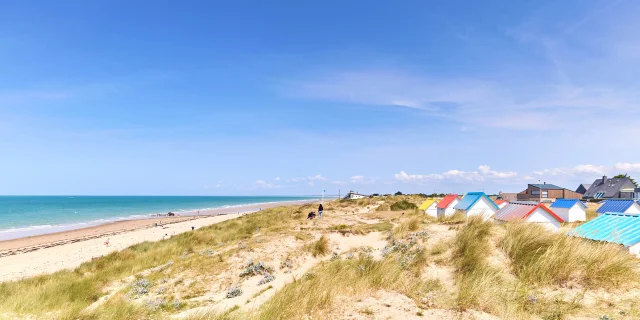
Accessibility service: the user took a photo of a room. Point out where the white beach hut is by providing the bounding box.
[550,199,587,222]
[453,192,500,221]
[494,202,564,231]
[436,194,461,218]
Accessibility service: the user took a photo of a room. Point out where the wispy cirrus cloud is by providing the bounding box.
[615,162,640,172]
[282,1,640,140]
[395,165,515,184]
[255,180,280,189]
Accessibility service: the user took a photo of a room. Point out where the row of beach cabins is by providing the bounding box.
[417,192,640,256]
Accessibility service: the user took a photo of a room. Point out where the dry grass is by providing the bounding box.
[391,217,422,238]
[452,217,492,275]
[257,253,432,319]
[306,235,330,257]
[0,206,300,318]
[437,211,466,225]
[499,223,639,288]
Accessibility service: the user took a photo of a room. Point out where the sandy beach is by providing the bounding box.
[0,199,315,282]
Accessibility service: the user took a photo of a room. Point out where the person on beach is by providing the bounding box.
[318,204,324,218]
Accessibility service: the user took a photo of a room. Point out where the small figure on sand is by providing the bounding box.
[191,226,195,231]
[105,238,110,247]
[307,212,316,220]
[318,203,324,218]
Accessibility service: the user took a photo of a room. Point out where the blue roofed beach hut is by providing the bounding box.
[453,192,499,221]
[550,199,587,222]
[596,200,640,216]
[568,213,640,256]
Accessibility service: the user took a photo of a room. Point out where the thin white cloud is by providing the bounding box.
[478,165,518,179]
[533,164,607,176]
[307,174,327,181]
[615,162,640,172]
[275,177,281,181]
[396,165,516,184]
[255,180,280,189]
[350,175,376,184]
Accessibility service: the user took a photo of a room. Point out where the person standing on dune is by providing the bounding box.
[318,203,324,218]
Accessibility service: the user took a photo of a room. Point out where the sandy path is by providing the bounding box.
[0,213,246,282]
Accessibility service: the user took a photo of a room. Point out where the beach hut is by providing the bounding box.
[596,199,640,216]
[418,198,439,217]
[494,199,509,209]
[436,194,461,217]
[550,199,587,222]
[569,213,640,256]
[493,202,564,231]
[453,192,499,221]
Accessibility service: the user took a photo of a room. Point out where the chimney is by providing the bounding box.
[602,176,607,184]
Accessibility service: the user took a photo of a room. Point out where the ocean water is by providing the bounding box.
[0,196,317,241]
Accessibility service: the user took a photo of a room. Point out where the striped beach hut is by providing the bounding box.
[494,199,509,209]
[569,213,640,256]
[596,200,640,216]
[418,198,439,217]
[454,192,499,221]
[550,199,587,222]
[494,202,564,231]
[436,194,461,218]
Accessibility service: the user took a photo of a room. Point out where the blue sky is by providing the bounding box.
[1,0,639,196]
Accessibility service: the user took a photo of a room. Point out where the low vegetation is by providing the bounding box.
[389,200,417,211]
[1,196,638,319]
[499,223,639,288]
[306,235,330,257]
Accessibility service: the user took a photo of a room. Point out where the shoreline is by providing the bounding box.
[0,199,319,282]
[0,199,317,256]
[0,198,318,242]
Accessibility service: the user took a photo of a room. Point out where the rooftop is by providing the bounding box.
[454,192,499,211]
[529,183,564,190]
[494,202,563,223]
[569,213,640,246]
[550,199,587,209]
[596,200,638,213]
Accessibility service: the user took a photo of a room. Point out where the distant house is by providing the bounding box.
[575,184,592,195]
[569,213,640,256]
[494,199,509,209]
[493,202,564,231]
[436,194,461,218]
[583,176,637,199]
[418,198,439,217]
[498,192,518,202]
[596,199,640,215]
[344,191,367,200]
[550,199,587,222]
[454,192,499,221]
[517,183,583,202]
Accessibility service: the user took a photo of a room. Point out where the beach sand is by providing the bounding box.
[0,199,315,282]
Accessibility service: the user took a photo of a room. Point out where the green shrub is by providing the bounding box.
[390,200,417,211]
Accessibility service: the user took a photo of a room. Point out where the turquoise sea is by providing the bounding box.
[0,196,317,240]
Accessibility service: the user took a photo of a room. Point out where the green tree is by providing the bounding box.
[394,191,403,196]
[613,174,638,187]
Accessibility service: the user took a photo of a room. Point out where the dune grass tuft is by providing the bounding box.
[257,253,433,319]
[499,223,639,288]
[451,217,509,314]
[392,217,422,238]
[452,216,492,275]
[306,235,330,257]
